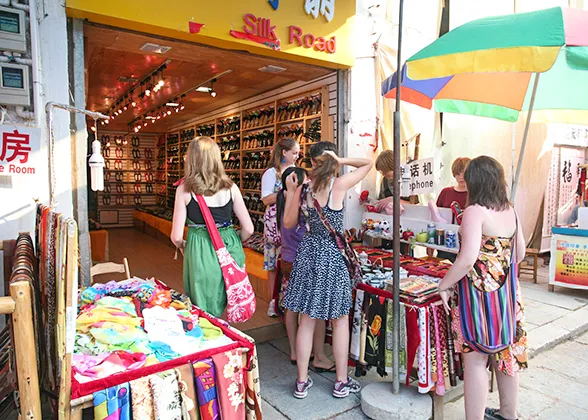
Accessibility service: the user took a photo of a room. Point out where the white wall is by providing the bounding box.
[0,0,73,242]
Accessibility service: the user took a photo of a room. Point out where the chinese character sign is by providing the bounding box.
[550,233,588,290]
[400,157,434,195]
[0,126,40,176]
[304,0,335,22]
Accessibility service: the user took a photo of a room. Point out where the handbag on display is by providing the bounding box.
[457,214,519,354]
[196,195,256,323]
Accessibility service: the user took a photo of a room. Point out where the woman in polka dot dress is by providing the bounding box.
[282,141,373,399]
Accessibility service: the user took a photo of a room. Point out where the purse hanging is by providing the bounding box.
[311,193,362,287]
[195,195,256,323]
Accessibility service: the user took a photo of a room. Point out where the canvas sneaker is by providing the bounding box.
[267,299,278,317]
[293,376,314,399]
[333,376,361,398]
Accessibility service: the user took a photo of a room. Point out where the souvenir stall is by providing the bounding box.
[33,203,263,420]
[346,204,462,415]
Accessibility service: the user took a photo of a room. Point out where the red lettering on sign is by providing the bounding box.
[289,25,303,46]
[314,37,326,51]
[303,34,315,48]
[0,130,31,164]
[9,164,35,174]
[327,36,336,53]
[243,14,256,35]
[243,14,277,40]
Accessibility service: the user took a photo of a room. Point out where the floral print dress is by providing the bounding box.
[451,235,528,376]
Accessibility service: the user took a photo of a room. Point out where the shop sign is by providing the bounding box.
[401,158,434,195]
[0,126,40,176]
[550,233,588,290]
[65,0,354,68]
[235,13,336,54]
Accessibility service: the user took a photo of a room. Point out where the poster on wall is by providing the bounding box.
[0,125,40,181]
[401,157,434,195]
[550,233,588,290]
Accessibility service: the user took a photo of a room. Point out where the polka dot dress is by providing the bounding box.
[283,205,352,320]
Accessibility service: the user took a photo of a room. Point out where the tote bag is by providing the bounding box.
[457,217,519,354]
[196,195,256,323]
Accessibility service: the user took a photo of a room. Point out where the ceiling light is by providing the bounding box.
[258,65,287,73]
[210,91,217,98]
[131,100,137,107]
[167,110,172,115]
[151,119,156,124]
[166,102,179,107]
[144,122,148,127]
[180,104,185,110]
[146,116,156,120]
[195,86,212,93]
[140,42,171,54]
[123,105,128,111]
[145,88,151,97]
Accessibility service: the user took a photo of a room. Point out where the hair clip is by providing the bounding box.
[144,173,154,183]
[104,147,110,158]
[104,184,111,193]
[105,172,111,182]
[115,195,124,205]
[122,136,128,145]
[144,149,153,159]
[105,135,111,147]
[132,160,141,171]
[132,136,140,147]
[134,195,142,205]
[115,136,122,145]
[102,195,111,206]
[116,183,125,194]
[145,183,153,194]
[105,160,110,170]
[115,147,124,158]
[134,173,141,182]
[134,183,141,194]
[115,172,123,182]
[145,160,152,170]
[114,160,123,170]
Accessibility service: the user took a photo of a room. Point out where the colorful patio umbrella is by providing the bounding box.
[381,6,588,199]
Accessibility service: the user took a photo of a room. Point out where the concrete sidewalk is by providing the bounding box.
[258,267,588,420]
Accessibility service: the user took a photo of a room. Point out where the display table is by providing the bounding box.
[549,226,588,291]
[89,230,109,262]
[69,277,262,419]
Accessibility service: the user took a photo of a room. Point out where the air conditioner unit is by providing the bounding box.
[0,63,30,106]
[0,7,26,53]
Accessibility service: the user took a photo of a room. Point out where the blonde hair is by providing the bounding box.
[375,150,394,173]
[183,136,233,195]
[452,157,471,176]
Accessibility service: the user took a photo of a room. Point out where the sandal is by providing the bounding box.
[312,363,336,373]
[485,408,518,420]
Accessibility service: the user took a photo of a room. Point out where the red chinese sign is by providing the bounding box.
[0,127,40,175]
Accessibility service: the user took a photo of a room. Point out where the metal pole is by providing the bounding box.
[392,0,405,395]
[510,73,540,203]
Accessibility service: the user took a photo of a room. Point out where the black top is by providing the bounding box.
[379,178,410,201]
[186,192,233,224]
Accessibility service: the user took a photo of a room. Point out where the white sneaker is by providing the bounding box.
[267,299,278,317]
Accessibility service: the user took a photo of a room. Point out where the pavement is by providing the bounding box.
[258,263,588,419]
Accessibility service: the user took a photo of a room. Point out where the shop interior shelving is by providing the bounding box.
[159,85,333,232]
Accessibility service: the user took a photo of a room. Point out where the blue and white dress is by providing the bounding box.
[283,180,352,320]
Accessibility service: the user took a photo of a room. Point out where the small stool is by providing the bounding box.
[519,248,539,283]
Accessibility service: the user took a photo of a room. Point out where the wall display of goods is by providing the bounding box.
[157,87,332,223]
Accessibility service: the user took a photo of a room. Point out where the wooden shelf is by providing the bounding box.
[276,113,321,125]
[243,147,272,152]
[242,123,275,132]
[216,130,241,137]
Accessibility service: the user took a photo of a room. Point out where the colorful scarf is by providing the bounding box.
[417,307,433,394]
[175,364,199,420]
[150,370,182,420]
[349,290,364,360]
[193,359,221,420]
[212,349,246,419]
[93,383,131,420]
[130,376,154,419]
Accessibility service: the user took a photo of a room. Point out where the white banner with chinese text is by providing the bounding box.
[401,157,435,195]
[0,125,41,178]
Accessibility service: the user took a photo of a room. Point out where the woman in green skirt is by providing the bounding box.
[170,136,254,317]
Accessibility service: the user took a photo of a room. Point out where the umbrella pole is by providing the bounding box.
[392,0,405,396]
[511,73,540,203]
